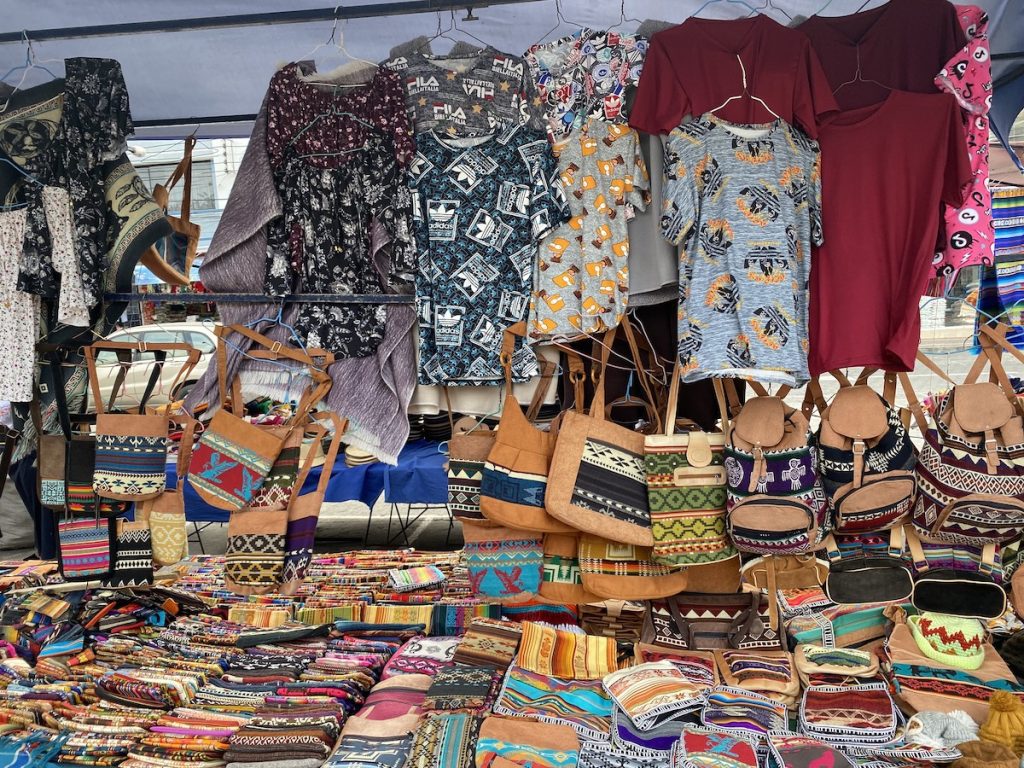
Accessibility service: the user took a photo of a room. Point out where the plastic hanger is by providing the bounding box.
[245,302,309,355]
[708,53,783,121]
[833,45,892,95]
[1,33,61,114]
[690,0,762,19]
[535,0,586,45]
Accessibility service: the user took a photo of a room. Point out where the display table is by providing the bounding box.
[170,439,449,523]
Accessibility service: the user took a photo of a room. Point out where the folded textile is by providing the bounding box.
[381,636,460,680]
[407,713,481,768]
[610,706,686,754]
[389,566,447,593]
[424,664,499,713]
[493,664,612,741]
[765,732,854,768]
[452,618,522,670]
[325,735,413,768]
[798,683,898,746]
[602,662,704,731]
[475,716,579,768]
[516,622,619,680]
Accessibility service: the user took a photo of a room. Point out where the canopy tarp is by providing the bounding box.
[0,0,1020,147]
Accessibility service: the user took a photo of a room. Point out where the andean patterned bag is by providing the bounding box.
[645,368,735,568]
[102,520,153,588]
[644,591,782,651]
[58,518,112,581]
[462,519,544,602]
[577,535,688,601]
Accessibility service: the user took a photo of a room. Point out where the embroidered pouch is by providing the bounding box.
[452,618,523,670]
[517,621,620,680]
[143,494,188,567]
[793,644,878,688]
[714,649,799,703]
[578,741,664,768]
[678,726,759,768]
[602,661,704,730]
[476,716,579,768]
[766,732,855,768]
[102,520,153,588]
[797,683,897,746]
[224,507,288,595]
[633,644,719,688]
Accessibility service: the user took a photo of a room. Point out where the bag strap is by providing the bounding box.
[897,372,931,436]
[664,360,682,436]
[977,324,1024,418]
[163,136,196,224]
[85,342,199,414]
[308,411,347,499]
[589,317,662,432]
[904,525,927,573]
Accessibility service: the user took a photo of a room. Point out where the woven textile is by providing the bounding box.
[714,650,799,701]
[609,706,680,754]
[578,740,659,768]
[602,662,704,730]
[499,602,578,626]
[408,713,480,768]
[463,529,544,600]
[700,687,788,737]
[516,621,620,680]
[93,433,169,499]
[189,426,277,510]
[382,636,460,680]
[476,716,579,768]
[494,664,613,741]
[58,519,111,579]
[363,604,434,629]
[453,618,522,670]
[249,445,300,510]
[282,513,318,587]
[569,437,651,530]
[633,645,718,688]
[225,508,288,592]
[798,684,897,746]
[677,727,758,768]
[430,603,502,637]
[644,443,735,567]
[777,587,833,619]
[793,645,877,687]
[327,735,413,768]
[390,566,447,593]
[424,664,499,712]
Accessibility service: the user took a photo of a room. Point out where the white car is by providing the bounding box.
[94,322,218,407]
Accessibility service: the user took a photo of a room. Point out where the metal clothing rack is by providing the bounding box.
[105,293,415,304]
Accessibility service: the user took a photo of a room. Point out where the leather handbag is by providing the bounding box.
[724,382,828,555]
[143,135,200,284]
[479,324,574,533]
[456,360,561,528]
[645,362,735,568]
[811,369,917,534]
[643,591,783,651]
[538,532,600,604]
[824,527,913,604]
[578,600,646,642]
[546,317,661,545]
[187,325,331,512]
[912,324,1024,545]
[86,340,200,501]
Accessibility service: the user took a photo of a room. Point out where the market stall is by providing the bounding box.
[0,1,1023,767]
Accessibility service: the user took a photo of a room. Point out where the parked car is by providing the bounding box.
[94,322,218,406]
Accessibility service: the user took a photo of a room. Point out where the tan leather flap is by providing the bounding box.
[953,382,1014,434]
[829,385,887,440]
[686,430,713,467]
[733,397,785,447]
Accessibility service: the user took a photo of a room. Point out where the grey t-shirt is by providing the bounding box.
[628,132,680,306]
[663,115,823,386]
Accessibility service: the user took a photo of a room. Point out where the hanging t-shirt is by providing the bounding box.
[931,4,994,287]
[529,121,650,341]
[798,0,967,111]
[628,133,681,307]
[809,91,970,375]
[630,15,837,138]
[411,125,567,385]
[382,47,544,135]
[663,116,822,387]
[524,29,647,142]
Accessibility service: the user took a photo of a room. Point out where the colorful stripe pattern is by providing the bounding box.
[390,565,447,593]
[408,713,480,768]
[517,621,619,680]
[465,537,544,600]
[452,617,523,670]
[477,737,578,768]
[93,433,168,499]
[798,684,897,745]
[494,664,613,740]
[678,727,758,768]
[58,519,111,578]
[644,442,735,566]
[700,687,787,737]
[248,445,300,510]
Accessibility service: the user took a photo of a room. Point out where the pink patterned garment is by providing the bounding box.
[932,5,993,289]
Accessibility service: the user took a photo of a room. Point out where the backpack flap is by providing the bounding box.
[827,387,889,487]
[733,397,786,492]
[951,383,1014,473]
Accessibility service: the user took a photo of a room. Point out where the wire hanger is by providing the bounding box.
[752,0,792,22]
[1,33,61,114]
[690,0,762,19]
[536,0,587,45]
[708,53,782,121]
[297,7,376,84]
[447,10,492,50]
[415,12,456,53]
[245,301,309,355]
[608,0,643,31]
[833,45,892,95]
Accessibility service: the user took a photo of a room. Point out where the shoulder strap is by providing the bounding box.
[163,135,196,223]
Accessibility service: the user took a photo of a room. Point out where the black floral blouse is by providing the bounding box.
[264,65,417,357]
[0,57,132,305]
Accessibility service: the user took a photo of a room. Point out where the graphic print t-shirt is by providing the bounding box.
[411,126,567,385]
[663,116,822,387]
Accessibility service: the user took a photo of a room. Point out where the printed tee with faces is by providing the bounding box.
[410,124,568,385]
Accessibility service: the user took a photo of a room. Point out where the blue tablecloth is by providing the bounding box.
[172,439,449,523]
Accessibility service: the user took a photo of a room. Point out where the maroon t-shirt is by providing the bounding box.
[809,91,970,375]
[630,14,838,137]
[798,0,966,110]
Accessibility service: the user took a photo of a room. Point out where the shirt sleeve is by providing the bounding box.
[809,144,824,248]
[264,215,293,298]
[941,96,972,208]
[793,40,839,139]
[935,14,990,115]
[661,132,698,246]
[381,72,417,167]
[625,129,651,215]
[629,35,689,135]
[529,140,568,243]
